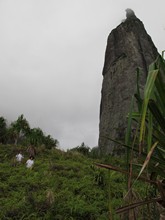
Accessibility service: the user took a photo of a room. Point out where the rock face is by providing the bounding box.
[99,10,158,154]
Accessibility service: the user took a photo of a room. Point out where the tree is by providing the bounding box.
[0,114,59,149]
[8,114,30,145]
[0,117,7,144]
[90,146,100,158]
[27,128,44,146]
[43,135,59,149]
[70,142,90,156]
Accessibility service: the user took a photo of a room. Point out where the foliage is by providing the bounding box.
[68,142,91,156]
[8,114,30,145]
[0,114,58,149]
[0,117,7,144]
[0,144,126,220]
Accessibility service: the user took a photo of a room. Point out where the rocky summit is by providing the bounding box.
[99,9,158,154]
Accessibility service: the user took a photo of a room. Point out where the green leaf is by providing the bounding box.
[148,99,165,134]
[139,69,159,145]
[147,110,153,152]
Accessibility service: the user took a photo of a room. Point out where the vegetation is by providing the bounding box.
[0,114,58,149]
[0,144,127,220]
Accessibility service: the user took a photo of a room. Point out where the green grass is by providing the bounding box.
[0,144,127,220]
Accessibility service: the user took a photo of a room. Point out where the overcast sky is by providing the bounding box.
[0,0,164,150]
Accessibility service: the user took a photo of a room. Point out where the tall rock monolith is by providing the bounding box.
[99,9,158,154]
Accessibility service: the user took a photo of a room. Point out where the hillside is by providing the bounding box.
[0,144,125,220]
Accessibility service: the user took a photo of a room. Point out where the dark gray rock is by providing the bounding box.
[99,10,158,154]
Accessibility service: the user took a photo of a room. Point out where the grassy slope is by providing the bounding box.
[0,145,125,220]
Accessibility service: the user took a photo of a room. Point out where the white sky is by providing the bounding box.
[0,0,164,150]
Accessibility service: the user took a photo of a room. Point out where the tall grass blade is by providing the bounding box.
[139,69,158,146]
[147,110,153,152]
[94,163,156,185]
[149,99,165,134]
[116,197,162,214]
